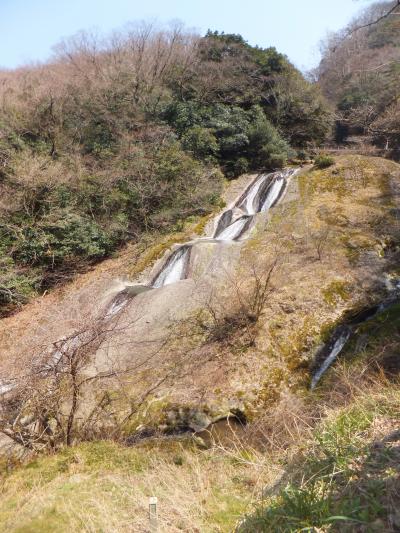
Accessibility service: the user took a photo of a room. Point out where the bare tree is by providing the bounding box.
[0,304,183,452]
[315,226,332,261]
[348,0,400,35]
[191,257,280,351]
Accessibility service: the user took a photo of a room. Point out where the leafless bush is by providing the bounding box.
[314,226,331,261]
[0,304,189,452]
[193,258,279,349]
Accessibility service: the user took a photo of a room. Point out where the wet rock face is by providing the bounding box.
[310,325,352,389]
[310,296,400,389]
[104,169,297,314]
[151,245,192,288]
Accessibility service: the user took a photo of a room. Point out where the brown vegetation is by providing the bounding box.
[317,1,400,154]
[0,23,333,315]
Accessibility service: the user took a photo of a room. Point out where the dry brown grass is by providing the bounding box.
[0,438,277,533]
[1,156,400,531]
[0,362,397,532]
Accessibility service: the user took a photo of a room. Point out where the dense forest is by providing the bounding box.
[0,26,331,315]
[317,0,400,152]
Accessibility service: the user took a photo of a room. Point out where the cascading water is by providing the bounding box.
[28,168,296,382]
[310,297,400,389]
[122,169,296,293]
[260,177,286,212]
[151,245,192,288]
[239,175,267,215]
[215,215,253,241]
[104,284,153,318]
[213,210,233,238]
[214,169,297,240]
[105,290,131,317]
[310,326,351,390]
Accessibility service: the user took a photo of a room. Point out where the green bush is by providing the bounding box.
[267,153,287,169]
[181,126,219,160]
[297,150,310,161]
[0,254,40,315]
[232,157,250,176]
[13,214,113,267]
[164,102,289,175]
[314,155,335,169]
[0,26,332,313]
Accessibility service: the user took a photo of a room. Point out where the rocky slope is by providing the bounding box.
[0,155,400,531]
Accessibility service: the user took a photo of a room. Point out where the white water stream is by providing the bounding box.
[152,246,191,288]
[0,169,297,397]
[240,175,266,215]
[260,177,286,212]
[215,215,252,241]
[113,169,298,300]
[310,327,351,390]
[213,169,296,242]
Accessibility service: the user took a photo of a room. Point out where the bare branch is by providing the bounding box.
[348,1,400,35]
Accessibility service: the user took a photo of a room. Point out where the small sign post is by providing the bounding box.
[149,496,158,532]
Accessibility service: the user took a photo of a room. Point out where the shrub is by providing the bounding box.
[267,153,287,169]
[297,150,309,161]
[232,157,250,176]
[13,213,114,267]
[247,107,290,168]
[314,155,335,169]
[181,126,219,160]
[164,101,289,174]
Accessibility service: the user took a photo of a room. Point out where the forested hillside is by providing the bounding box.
[317,0,400,151]
[0,26,331,315]
[1,5,400,532]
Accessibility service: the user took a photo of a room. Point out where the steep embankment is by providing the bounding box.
[318,1,400,152]
[1,155,400,532]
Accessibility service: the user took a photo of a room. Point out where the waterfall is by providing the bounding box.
[214,169,296,241]
[105,291,130,317]
[310,297,400,389]
[310,326,352,390]
[213,209,234,238]
[239,175,268,215]
[260,177,286,212]
[105,169,296,311]
[214,215,252,241]
[1,167,306,397]
[104,284,153,318]
[151,245,192,288]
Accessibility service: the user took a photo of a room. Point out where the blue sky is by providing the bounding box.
[0,0,375,71]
